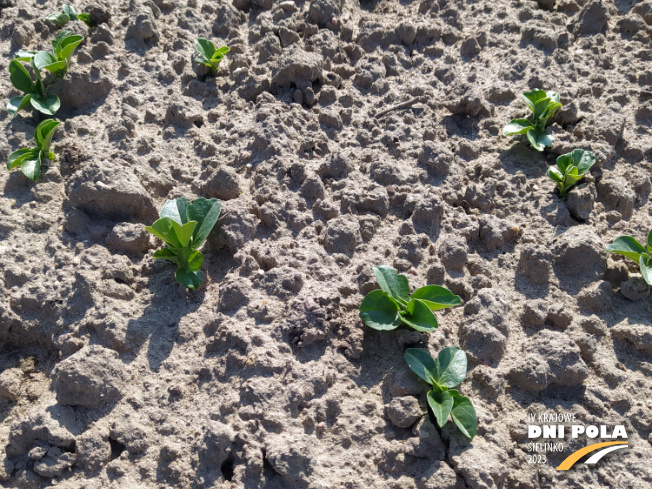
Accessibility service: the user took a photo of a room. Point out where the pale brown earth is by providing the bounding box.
[0,0,652,488]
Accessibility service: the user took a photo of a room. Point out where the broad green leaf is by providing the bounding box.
[170,220,197,248]
[400,299,438,332]
[411,285,461,310]
[62,4,77,17]
[555,152,572,174]
[522,89,547,111]
[547,166,563,183]
[35,119,60,152]
[449,391,477,439]
[434,346,467,388]
[20,151,42,181]
[153,248,179,264]
[34,51,58,71]
[195,58,211,66]
[526,128,552,151]
[42,60,68,76]
[647,229,652,254]
[195,38,216,61]
[160,197,189,224]
[7,148,35,170]
[7,94,32,116]
[30,95,60,115]
[14,50,38,61]
[359,289,401,331]
[640,255,651,286]
[77,13,96,28]
[213,46,230,59]
[187,250,203,271]
[571,149,596,175]
[57,35,84,64]
[187,198,221,248]
[46,12,70,27]
[373,265,410,303]
[175,268,203,290]
[146,217,182,249]
[502,119,533,136]
[404,348,437,385]
[606,236,646,262]
[428,387,453,428]
[9,60,34,93]
[542,101,562,124]
[532,97,551,121]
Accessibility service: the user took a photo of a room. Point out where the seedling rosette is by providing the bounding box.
[46,4,96,29]
[606,229,652,286]
[547,149,596,197]
[7,119,60,181]
[405,347,477,439]
[6,59,60,116]
[503,89,562,151]
[359,266,461,332]
[194,38,230,76]
[146,198,222,290]
[15,31,84,78]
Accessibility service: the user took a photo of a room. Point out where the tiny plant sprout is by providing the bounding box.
[6,59,61,116]
[146,197,222,290]
[46,4,96,29]
[194,38,230,76]
[503,89,562,151]
[16,31,84,78]
[606,229,652,286]
[404,347,477,439]
[547,149,596,197]
[359,265,461,332]
[7,119,60,181]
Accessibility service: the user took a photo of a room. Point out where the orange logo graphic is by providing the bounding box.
[556,441,628,471]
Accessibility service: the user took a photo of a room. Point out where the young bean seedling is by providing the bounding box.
[15,31,84,78]
[606,229,652,285]
[6,119,60,181]
[6,59,61,116]
[359,266,461,332]
[503,89,562,151]
[405,347,477,439]
[194,38,230,76]
[547,149,596,197]
[146,197,222,290]
[46,4,96,29]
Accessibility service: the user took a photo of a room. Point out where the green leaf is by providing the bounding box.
[175,268,203,290]
[187,250,203,271]
[359,289,401,331]
[542,101,562,124]
[373,265,410,303]
[526,128,552,151]
[428,387,453,428]
[522,89,547,111]
[213,46,230,59]
[647,229,652,254]
[30,95,60,115]
[170,220,198,248]
[146,217,182,249]
[502,119,533,136]
[532,97,551,121]
[555,152,572,174]
[160,197,189,225]
[153,247,180,264]
[571,149,596,175]
[7,94,32,117]
[606,236,646,262]
[547,166,563,183]
[411,285,461,310]
[9,60,34,93]
[33,51,58,71]
[14,50,38,62]
[62,4,78,17]
[404,348,437,385]
[34,119,60,152]
[46,11,70,27]
[20,151,42,181]
[400,299,438,332]
[77,13,96,28]
[195,38,216,61]
[187,198,222,248]
[57,34,84,64]
[434,346,467,388]
[640,255,651,286]
[449,391,477,439]
[7,148,35,170]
